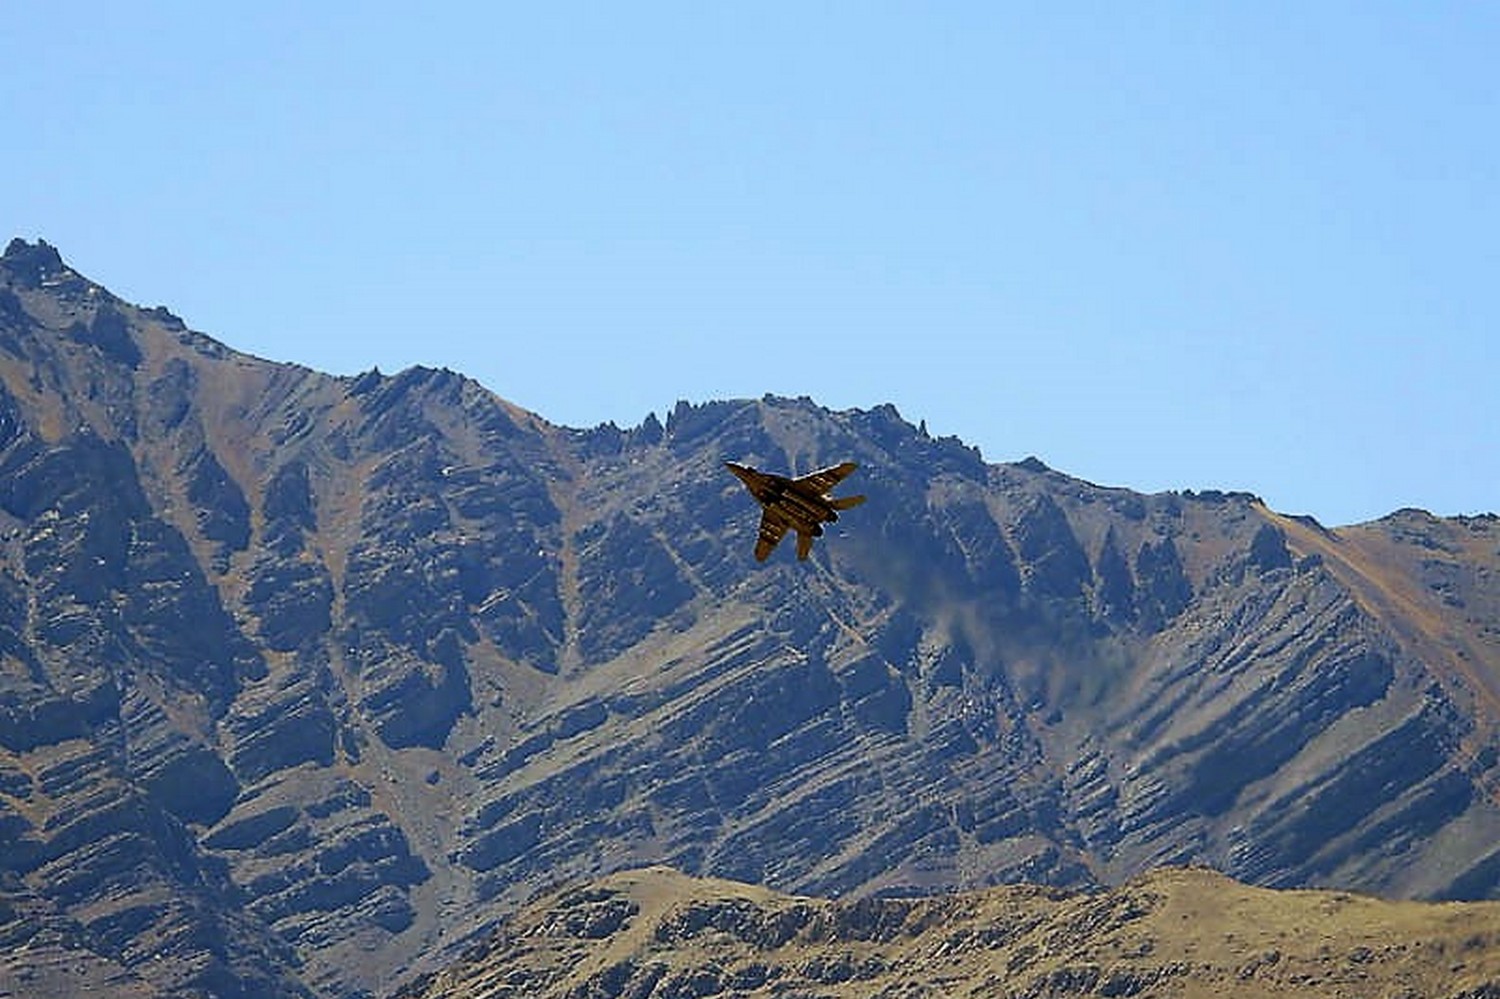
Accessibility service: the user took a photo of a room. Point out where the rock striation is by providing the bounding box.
[1,238,1498,997]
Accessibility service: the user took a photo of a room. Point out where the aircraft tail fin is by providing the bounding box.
[832,494,866,511]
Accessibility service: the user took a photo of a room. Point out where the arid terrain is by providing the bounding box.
[403,865,1500,998]
[2,238,1498,997]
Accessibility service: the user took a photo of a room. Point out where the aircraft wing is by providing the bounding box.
[794,461,858,496]
[754,510,790,561]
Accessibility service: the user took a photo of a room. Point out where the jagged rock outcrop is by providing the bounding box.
[1,238,1498,998]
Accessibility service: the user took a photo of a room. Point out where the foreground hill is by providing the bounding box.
[399,865,1500,999]
[1,237,1498,997]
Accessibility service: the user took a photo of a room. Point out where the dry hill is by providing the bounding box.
[402,865,1500,999]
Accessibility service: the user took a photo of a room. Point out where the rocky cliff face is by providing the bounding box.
[1,238,1498,998]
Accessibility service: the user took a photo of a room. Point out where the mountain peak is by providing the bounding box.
[3,241,1499,999]
[2,237,69,287]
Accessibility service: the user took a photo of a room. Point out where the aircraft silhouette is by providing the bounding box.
[726,461,865,561]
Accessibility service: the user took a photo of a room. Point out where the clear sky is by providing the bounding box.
[4,3,1494,526]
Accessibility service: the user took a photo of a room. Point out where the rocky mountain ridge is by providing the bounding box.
[1,238,1498,998]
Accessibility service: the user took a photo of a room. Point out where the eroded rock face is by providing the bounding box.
[2,239,1499,998]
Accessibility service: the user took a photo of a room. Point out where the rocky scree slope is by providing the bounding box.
[1,238,1498,998]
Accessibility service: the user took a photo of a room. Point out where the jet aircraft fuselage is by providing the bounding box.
[725,460,865,561]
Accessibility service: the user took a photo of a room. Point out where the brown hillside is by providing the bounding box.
[402,865,1500,999]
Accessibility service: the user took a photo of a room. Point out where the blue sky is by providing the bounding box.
[5,3,1494,526]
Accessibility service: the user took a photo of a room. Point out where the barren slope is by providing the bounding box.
[2,239,1498,998]
[402,865,1500,999]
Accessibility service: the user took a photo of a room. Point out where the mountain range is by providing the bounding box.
[1,237,1497,998]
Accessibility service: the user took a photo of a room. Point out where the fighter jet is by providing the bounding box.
[725,460,866,561]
